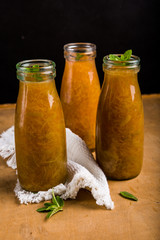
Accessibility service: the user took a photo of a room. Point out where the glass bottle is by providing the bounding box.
[96,55,144,180]
[60,43,101,150]
[15,59,67,192]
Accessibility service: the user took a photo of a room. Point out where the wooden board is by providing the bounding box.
[0,95,160,240]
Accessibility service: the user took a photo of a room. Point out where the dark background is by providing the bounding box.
[0,0,158,104]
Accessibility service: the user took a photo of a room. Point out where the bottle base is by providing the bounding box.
[106,172,141,181]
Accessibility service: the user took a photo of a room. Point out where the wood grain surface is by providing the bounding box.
[0,95,160,240]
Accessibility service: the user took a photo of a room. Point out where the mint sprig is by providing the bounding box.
[25,64,40,72]
[119,191,138,201]
[76,53,84,60]
[30,64,40,72]
[109,49,132,61]
[36,190,64,219]
[25,64,44,82]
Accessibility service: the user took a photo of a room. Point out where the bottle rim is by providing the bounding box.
[103,55,140,68]
[16,59,56,72]
[64,42,96,53]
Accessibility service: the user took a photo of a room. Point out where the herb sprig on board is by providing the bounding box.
[109,50,132,61]
[36,190,64,219]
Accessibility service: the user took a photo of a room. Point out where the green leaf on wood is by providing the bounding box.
[119,191,138,201]
[36,190,64,219]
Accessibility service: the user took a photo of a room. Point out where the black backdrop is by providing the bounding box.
[0,0,158,104]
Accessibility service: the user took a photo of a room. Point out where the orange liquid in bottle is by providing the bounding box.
[15,61,67,192]
[60,49,100,150]
[96,57,144,180]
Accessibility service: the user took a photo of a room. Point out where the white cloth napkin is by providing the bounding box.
[0,126,114,209]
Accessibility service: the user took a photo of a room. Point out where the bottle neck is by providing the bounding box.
[16,59,56,82]
[103,55,140,72]
[64,43,96,61]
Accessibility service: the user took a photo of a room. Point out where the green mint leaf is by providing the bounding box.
[46,205,58,211]
[36,207,50,212]
[123,49,132,60]
[120,54,125,61]
[52,190,60,207]
[35,75,43,82]
[32,64,39,68]
[32,65,43,81]
[46,211,54,219]
[44,202,54,207]
[119,191,138,201]
[46,207,63,219]
[109,50,132,61]
[30,64,40,72]
[109,54,121,61]
[76,53,84,60]
[25,67,31,71]
[25,64,44,81]
[52,190,64,207]
[25,64,40,72]
[56,196,64,207]
[36,191,64,219]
